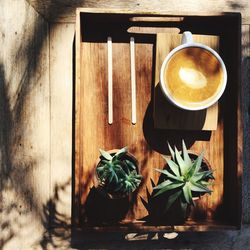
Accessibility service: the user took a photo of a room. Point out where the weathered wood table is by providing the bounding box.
[1,0,250,249]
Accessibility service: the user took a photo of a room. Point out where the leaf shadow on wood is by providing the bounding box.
[0,60,44,248]
[129,140,153,219]
[39,179,72,249]
[1,1,89,248]
[0,5,50,247]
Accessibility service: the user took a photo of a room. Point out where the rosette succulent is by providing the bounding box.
[96,147,142,196]
[154,140,214,212]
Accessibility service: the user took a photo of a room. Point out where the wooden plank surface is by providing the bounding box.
[74,8,82,225]
[0,0,247,249]
[49,22,74,226]
[154,33,219,130]
[75,12,241,230]
[0,0,50,248]
[26,0,250,24]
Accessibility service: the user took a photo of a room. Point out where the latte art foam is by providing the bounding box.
[179,67,207,89]
[164,47,223,107]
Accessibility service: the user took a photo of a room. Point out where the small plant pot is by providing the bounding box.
[93,149,140,199]
[148,150,213,225]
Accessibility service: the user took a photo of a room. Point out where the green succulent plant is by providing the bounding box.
[96,146,142,196]
[153,140,214,212]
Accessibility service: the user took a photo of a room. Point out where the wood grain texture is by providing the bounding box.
[49,22,74,225]
[0,1,247,249]
[0,0,49,248]
[74,9,82,225]
[26,0,249,24]
[75,11,242,231]
[154,33,219,130]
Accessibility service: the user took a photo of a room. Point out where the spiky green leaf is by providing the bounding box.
[182,140,192,166]
[167,142,175,161]
[185,159,198,180]
[99,149,112,161]
[189,181,212,193]
[153,182,184,197]
[101,159,110,164]
[155,168,183,182]
[165,190,182,211]
[108,171,115,183]
[200,180,213,186]
[125,159,136,170]
[194,151,204,174]
[153,180,172,190]
[192,170,214,182]
[182,183,194,205]
[113,163,123,171]
[113,146,128,160]
[96,166,105,176]
[175,147,189,175]
[113,171,119,183]
[135,174,142,179]
[180,195,188,214]
[167,159,180,177]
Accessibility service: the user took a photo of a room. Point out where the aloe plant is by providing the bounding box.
[153,140,214,212]
[96,147,142,196]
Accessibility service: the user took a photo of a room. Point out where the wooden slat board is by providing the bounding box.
[75,11,242,231]
[0,0,50,247]
[49,22,74,225]
[154,33,219,130]
[26,0,250,24]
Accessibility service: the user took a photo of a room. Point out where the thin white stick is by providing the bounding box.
[130,37,136,124]
[107,37,113,124]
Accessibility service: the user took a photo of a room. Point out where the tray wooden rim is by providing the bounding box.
[76,7,241,18]
[74,9,243,232]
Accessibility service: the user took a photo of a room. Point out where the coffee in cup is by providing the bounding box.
[160,31,227,111]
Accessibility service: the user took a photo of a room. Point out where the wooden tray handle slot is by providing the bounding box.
[129,16,184,22]
[127,27,180,34]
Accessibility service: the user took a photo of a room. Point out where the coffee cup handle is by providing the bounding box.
[181,31,193,44]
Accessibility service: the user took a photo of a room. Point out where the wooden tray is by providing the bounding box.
[74,8,242,232]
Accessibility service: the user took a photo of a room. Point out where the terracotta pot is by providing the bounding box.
[93,149,139,199]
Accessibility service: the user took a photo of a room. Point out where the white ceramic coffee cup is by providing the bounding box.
[160,31,227,111]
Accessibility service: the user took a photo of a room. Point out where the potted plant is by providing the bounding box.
[151,140,214,224]
[94,146,142,199]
